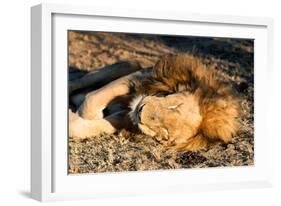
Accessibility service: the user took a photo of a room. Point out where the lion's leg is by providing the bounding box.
[69,110,116,139]
[78,78,131,120]
[69,110,130,139]
[78,69,150,120]
[69,60,142,94]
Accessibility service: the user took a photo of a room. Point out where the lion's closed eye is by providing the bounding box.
[138,104,145,114]
[167,103,183,111]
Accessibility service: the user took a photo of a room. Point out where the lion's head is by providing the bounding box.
[129,54,240,149]
[129,92,203,146]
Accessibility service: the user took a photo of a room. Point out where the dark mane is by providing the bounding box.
[133,54,232,98]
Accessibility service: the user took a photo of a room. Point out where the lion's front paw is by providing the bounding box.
[69,110,116,139]
[78,107,104,120]
[69,110,97,139]
[77,94,104,120]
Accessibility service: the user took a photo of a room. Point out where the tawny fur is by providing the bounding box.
[129,54,240,150]
[70,54,240,151]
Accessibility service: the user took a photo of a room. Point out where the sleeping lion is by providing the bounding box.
[69,54,240,151]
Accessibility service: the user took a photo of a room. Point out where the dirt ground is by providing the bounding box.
[68,31,254,174]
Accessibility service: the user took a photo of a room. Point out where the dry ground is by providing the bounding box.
[68,31,254,174]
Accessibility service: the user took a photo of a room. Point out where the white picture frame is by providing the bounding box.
[31,3,274,202]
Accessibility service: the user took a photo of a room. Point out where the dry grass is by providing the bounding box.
[68,31,254,174]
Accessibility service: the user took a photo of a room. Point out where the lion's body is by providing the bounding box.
[69,54,240,151]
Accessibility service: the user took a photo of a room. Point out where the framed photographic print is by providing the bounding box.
[31,3,274,202]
